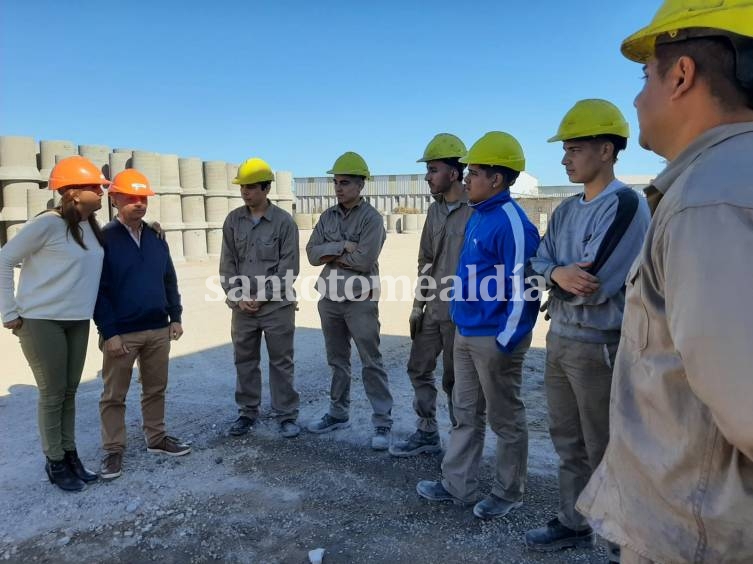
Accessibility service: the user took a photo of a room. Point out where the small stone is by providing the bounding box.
[57,537,70,546]
[124,530,133,537]
[126,499,141,513]
[214,457,223,464]
[175,513,185,520]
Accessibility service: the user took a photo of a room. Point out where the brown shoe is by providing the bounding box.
[147,436,191,457]
[100,452,123,480]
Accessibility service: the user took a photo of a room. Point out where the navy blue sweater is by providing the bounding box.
[94,220,182,340]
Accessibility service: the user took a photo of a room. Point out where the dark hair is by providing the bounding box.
[569,135,627,163]
[439,157,466,181]
[48,189,104,249]
[479,164,520,187]
[260,181,272,191]
[656,35,753,111]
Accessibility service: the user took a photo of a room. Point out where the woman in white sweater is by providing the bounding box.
[0,155,110,492]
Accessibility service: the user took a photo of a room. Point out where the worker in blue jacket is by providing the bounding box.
[417,131,540,519]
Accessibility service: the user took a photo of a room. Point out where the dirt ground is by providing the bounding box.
[0,231,609,563]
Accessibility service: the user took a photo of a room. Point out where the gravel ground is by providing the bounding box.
[0,232,609,563]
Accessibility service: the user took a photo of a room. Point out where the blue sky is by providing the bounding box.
[1,0,666,185]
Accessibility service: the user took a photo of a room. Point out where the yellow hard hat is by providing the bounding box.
[459,132,526,172]
[417,133,467,163]
[233,157,275,185]
[622,0,753,62]
[327,152,370,178]
[548,99,629,143]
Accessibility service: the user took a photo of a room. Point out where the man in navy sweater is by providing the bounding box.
[94,169,189,481]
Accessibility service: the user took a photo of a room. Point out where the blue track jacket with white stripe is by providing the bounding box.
[450,189,541,353]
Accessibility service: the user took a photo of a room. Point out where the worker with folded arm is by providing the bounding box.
[306,152,394,451]
[526,99,649,557]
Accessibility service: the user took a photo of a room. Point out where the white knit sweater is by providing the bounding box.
[0,213,104,323]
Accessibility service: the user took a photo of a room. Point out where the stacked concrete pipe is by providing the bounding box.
[179,157,208,261]
[79,144,112,221]
[107,150,133,221]
[131,151,161,224]
[37,140,75,213]
[0,136,44,243]
[226,163,243,212]
[159,154,185,261]
[203,161,228,257]
[271,171,295,215]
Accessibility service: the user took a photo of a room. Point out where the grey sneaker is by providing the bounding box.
[473,494,523,519]
[389,429,441,457]
[280,421,301,438]
[307,414,350,434]
[371,427,391,451]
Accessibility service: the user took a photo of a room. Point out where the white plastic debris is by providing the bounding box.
[308,548,325,564]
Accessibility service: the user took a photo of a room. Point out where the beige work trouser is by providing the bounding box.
[406,308,457,433]
[441,331,531,504]
[545,332,617,531]
[100,327,171,453]
[232,304,299,422]
[318,298,393,428]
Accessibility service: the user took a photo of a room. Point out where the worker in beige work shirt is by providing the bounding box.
[575,2,753,563]
[306,152,394,451]
[391,133,473,457]
[220,157,301,439]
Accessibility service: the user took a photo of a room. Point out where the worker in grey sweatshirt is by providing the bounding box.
[526,99,650,557]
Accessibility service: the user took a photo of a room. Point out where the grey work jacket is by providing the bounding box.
[414,197,473,321]
[306,198,385,301]
[219,202,299,316]
[577,123,753,563]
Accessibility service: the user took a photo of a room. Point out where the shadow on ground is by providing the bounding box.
[0,328,606,563]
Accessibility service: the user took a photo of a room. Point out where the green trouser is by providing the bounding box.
[15,318,90,461]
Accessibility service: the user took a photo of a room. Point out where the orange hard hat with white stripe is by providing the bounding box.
[109,169,156,196]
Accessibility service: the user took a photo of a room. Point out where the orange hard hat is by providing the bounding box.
[48,155,112,191]
[109,169,156,196]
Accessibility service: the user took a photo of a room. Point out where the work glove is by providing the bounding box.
[409,306,424,340]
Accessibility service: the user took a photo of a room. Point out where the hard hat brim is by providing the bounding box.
[621,6,753,63]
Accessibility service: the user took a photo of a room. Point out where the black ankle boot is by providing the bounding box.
[64,450,98,483]
[45,458,85,492]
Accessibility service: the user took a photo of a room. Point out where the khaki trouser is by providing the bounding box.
[406,309,456,432]
[545,332,617,531]
[100,327,170,453]
[232,304,299,422]
[318,298,393,428]
[441,331,531,503]
[16,319,90,460]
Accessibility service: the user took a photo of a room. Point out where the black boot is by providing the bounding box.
[64,450,98,483]
[45,458,85,492]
